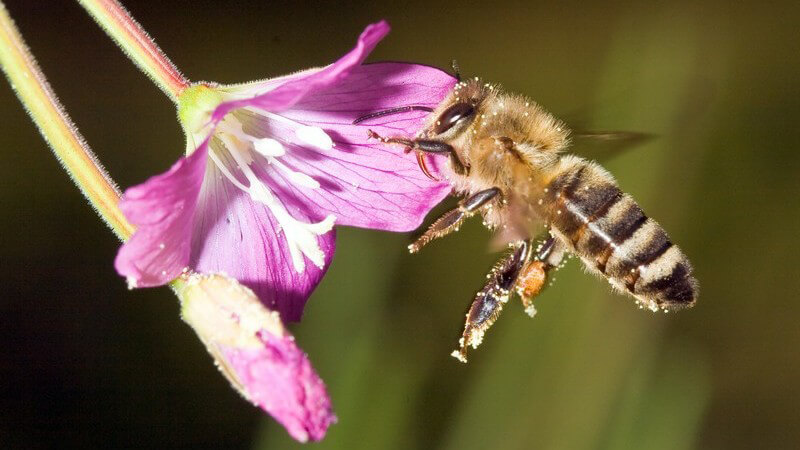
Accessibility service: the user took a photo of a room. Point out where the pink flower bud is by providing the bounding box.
[179,274,336,442]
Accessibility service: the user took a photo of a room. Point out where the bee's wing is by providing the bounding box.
[569,130,655,160]
[488,193,544,252]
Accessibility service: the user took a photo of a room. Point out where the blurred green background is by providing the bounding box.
[1,0,798,448]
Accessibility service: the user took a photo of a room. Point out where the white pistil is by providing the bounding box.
[248,183,334,272]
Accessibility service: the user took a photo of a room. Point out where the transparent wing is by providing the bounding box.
[570,130,655,160]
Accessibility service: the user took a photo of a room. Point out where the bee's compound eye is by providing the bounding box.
[433,102,475,135]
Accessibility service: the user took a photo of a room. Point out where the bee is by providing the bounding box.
[356,76,698,362]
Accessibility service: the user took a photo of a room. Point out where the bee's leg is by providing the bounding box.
[368,129,452,153]
[452,239,532,363]
[352,106,434,124]
[409,188,501,253]
[367,130,470,176]
[515,236,568,317]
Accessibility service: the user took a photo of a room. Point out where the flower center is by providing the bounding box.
[208,110,335,273]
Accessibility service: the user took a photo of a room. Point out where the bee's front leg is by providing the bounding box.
[367,130,470,177]
[409,188,501,253]
[452,239,532,363]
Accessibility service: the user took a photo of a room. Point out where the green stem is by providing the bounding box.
[0,2,134,240]
[77,0,189,102]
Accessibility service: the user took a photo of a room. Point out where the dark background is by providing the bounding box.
[1,1,799,448]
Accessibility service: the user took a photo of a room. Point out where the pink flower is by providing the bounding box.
[114,21,456,321]
[179,274,335,442]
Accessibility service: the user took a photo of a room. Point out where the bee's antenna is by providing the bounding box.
[451,59,461,82]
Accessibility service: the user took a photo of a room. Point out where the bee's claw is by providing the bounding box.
[416,151,440,181]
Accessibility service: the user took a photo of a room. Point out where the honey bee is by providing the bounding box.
[357,76,698,362]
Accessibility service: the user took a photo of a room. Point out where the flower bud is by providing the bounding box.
[178,273,336,442]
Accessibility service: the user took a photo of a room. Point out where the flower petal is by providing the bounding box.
[212,20,391,121]
[179,274,335,442]
[261,62,456,231]
[221,333,335,442]
[114,140,210,287]
[190,167,335,321]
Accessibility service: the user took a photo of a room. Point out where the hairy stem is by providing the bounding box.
[0,2,134,240]
[77,0,189,101]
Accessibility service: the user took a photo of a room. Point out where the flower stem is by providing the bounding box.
[0,2,134,240]
[77,0,188,102]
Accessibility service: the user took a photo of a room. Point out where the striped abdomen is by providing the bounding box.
[543,158,698,310]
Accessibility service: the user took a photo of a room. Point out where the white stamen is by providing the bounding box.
[209,115,335,275]
[295,126,334,150]
[247,184,334,272]
[247,108,334,151]
[213,141,332,273]
[247,181,276,204]
[253,138,286,157]
[283,168,321,189]
[270,157,321,189]
[208,149,250,192]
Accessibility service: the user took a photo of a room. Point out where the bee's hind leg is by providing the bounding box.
[409,188,501,253]
[453,236,569,362]
[515,235,568,317]
[452,239,532,363]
